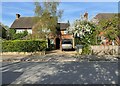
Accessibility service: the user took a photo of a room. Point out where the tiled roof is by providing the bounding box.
[11,17,69,30]
[94,13,118,20]
[11,17,37,28]
[58,23,69,30]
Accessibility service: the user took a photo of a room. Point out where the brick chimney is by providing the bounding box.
[84,12,88,20]
[16,14,20,19]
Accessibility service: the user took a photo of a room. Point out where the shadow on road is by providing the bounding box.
[2,71,23,85]
[1,61,119,84]
[36,62,118,84]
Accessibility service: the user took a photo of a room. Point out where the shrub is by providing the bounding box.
[2,40,47,52]
[81,45,91,55]
[8,29,28,40]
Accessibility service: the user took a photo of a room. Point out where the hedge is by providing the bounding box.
[2,40,47,52]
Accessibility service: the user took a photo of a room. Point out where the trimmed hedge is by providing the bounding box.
[2,40,47,52]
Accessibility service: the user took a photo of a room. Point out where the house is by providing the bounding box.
[11,14,73,49]
[92,13,117,24]
[11,14,35,34]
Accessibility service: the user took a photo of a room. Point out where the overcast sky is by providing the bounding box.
[0,2,118,27]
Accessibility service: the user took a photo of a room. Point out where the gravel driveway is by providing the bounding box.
[1,61,119,85]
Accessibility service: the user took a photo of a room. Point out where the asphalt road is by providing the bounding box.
[1,61,119,85]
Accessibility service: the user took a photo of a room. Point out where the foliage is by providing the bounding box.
[2,27,7,39]
[75,37,81,45]
[0,22,9,39]
[81,45,91,55]
[72,20,99,45]
[0,22,9,29]
[33,1,63,39]
[2,40,47,52]
[98,14,119,41]
[8,29,28,40]
[9,29,16,39]
[104,28,119,40]
[14,30,28,40]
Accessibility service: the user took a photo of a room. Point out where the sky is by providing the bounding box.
[0,2,118,27]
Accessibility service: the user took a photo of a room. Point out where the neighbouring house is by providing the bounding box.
[11,14,73,49]
[0,25,7,39]
[92,13,118,24]
[92,13,120,45]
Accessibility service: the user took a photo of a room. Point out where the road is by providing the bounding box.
[1,60,119,85]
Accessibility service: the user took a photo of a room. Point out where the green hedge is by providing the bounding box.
[2,40,47,52]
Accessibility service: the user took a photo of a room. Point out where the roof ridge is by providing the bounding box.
[97,13,118,14]
[20,17,34,18]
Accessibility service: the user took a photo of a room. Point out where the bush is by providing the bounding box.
[75,37,82,45]
[8,29,28,40]
[81,45,91,55]
[2,40,47,52]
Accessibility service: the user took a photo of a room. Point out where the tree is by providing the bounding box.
[0,22,9,39]
[2,28,7,39]
[33,1,63,39]
[98,14,119,45]
[72,20,98,46]
[9,29,16,40]
[69,20,99,55]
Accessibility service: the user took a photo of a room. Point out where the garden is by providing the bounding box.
[69,14,120,55]
[1,2,120,57]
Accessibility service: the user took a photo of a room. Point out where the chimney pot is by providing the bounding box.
[16,14,20,19]
[84,12,88,21]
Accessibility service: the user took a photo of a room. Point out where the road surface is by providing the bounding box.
[1,60,119,85]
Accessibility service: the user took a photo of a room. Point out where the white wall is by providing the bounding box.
[16,29,32,34]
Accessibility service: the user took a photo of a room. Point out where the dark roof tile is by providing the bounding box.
[58,23,69,30]
[11,17,69,30]
[94,13,118,20]
[11,17,36,28]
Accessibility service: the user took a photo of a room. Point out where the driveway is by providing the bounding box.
[1,60,119,85]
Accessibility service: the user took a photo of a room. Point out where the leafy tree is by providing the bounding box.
[0,22,9,39]
[23,30,28,37]
[0,22,9,29]
[72,20,98,46]
[8,29,16,40]
[33,1,63,39]
[98,14,119,44]
[2,28,7,39]
[69,19,99,55]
